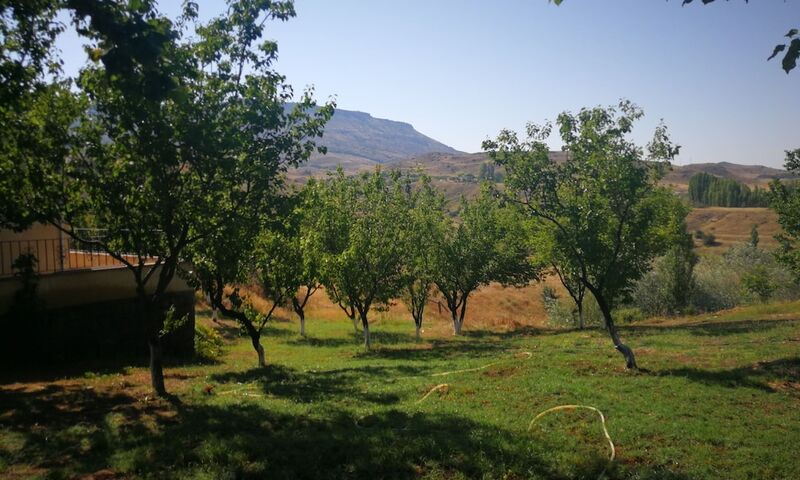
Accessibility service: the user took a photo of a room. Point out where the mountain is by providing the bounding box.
[294,107,461,176]
[292,108,793,195]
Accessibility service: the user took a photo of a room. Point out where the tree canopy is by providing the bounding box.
[309,168,409,350]
[770,148,800,281]
[434,186,539,335]
[484,101,683,368]
[5,0,332,395]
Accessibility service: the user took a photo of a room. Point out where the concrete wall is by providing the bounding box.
[0,291,195,364]
[0,265,196,365]
[0,264,193,315]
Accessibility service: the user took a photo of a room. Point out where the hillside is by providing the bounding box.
[292,107,461,176]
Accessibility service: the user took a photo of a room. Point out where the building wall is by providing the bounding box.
[0,264,193,314]
[0,265,196,365]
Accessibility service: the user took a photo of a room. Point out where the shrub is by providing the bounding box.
[632,245,697,316]
[701,232,716,246]
[694,229,704,239]
[195,323,224,361]
[691,255,741,311]
[615,307,645,323]
[541,285,604,328]
[690,244,799,311]
[741,266,777,302]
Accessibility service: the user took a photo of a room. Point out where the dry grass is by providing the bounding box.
[218,279,562,338]
[686,207,781,253]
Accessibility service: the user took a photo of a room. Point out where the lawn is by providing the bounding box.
[1,302,799,479]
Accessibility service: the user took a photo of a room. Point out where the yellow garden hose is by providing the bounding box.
[527,404,615,480]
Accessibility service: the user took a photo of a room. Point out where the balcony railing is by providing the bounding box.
[0,237,135,278]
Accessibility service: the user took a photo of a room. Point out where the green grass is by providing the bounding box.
[2,302,800,479]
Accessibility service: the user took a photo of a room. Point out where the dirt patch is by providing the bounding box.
[483,365,519,378]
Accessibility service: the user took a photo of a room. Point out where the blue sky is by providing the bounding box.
[56,1,799,168]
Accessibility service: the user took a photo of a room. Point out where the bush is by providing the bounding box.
[701,232,716,246]
[195,323,224,361]
[632,245,697,316]
[691,244,799,312]
[615,307,645,323]
[691,255,741,312]
[741,266,777,302]
[541,285,604,328]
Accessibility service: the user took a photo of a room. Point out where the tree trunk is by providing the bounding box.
[577,302,584,330]
[139,293,167,397]
[148,337,167,396]
[454,296,468,335]
[352,315,359,333]
[299,311,306,337]
[252,335,266,367]
[361,315,371,351]
[593,290,637,369]
[211,306,219,323]
[415,322,421,342]
[451,309,460,335]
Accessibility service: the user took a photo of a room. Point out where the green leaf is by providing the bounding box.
[782,38,800,73]
[786,28,798,38]
[767,44,786,61]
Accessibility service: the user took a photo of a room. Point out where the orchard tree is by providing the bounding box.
[48,0,331,395]
[399,175,446,341]
[539,232,588,329]
[311,168,408,350]
[257,191,321,337]
[304,176,360,333]
[435,186,539,335]
[770,148,800,281]
[483,101,681,369]
[0,1,84,229]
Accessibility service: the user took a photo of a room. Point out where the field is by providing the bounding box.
[686,207,781,253]
[2,301,799,479]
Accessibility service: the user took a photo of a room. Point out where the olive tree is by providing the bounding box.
[310,168,407,350]
[483,101,681,369]
[435,186,539,335]
[49,0,331,395]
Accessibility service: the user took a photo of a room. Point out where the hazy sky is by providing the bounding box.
[56,1,799,168]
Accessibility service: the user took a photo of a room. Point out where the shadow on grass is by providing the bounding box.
[656,356,800,393]
[624,318,798,339]
[0,382,689,480]
[0,352,218,386]
[285,335,355,348]
[360,337,510,363]
[208,363,427,405]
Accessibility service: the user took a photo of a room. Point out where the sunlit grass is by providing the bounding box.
[1,302,799,479]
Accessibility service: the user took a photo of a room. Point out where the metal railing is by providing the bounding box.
[0,237,132,278]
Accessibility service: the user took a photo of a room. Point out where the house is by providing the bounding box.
[0,223,195,365]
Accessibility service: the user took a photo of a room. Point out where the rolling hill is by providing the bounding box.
[293,107,793,191]
[292,107,461,176]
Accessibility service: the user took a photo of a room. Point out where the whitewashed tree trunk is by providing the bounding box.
[415,324,421,342]
[363,322,371,351]
[256,342,266,367]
